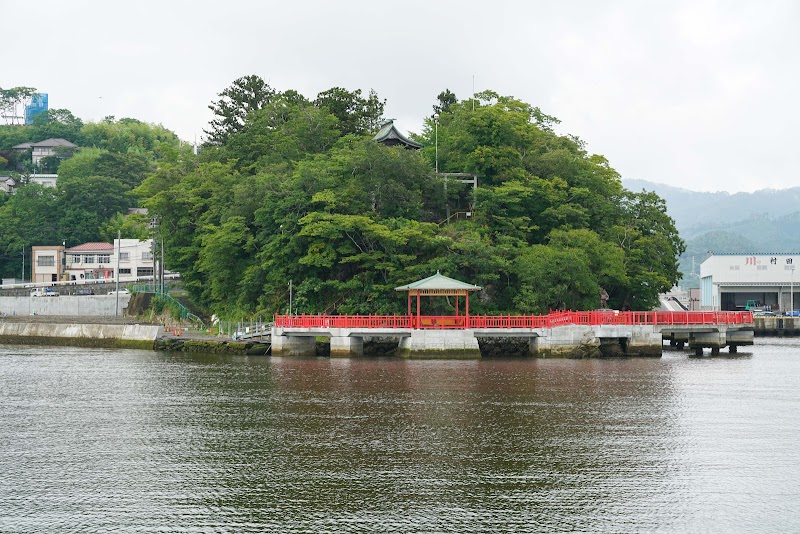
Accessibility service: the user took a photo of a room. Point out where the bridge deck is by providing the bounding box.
[275,311,753,330]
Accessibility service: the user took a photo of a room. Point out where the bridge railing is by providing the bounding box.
[275,311,753,329]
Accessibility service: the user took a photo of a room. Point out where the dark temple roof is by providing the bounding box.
[372,120,423,149]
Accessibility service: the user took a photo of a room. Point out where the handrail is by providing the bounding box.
[274,311,754,329]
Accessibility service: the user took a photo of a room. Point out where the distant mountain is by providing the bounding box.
[623,179,800,237]
[622,179,800,287]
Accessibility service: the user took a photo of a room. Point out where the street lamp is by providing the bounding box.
[433,113,439,175]
[791,265,795,315]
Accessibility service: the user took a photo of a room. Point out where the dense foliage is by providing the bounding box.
[142,79,684,317]
[1,78,684,318]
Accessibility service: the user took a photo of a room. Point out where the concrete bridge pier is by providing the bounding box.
[398,329,481,359]
[689,331,726,356]
[330,335,364,358]
[726,328,755,353]
[626,326,663,357]
[271,334,316,357]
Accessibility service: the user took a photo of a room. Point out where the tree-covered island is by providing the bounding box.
[0,77,684,319]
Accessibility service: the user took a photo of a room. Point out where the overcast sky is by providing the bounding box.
[4,0,798,193]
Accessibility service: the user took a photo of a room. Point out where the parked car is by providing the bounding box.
[30,288,59,297]
[75,288,95,295]
[786,310,800,317]
[107,288,130,296]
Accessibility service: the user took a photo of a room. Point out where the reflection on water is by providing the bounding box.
[1,341,799,532]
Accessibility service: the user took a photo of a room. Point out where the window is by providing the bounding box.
[137,267,154,277]
[69,255,81,264]
[98,255,110,264]
[118,268,132,275]
[142,252,154,262]
[84,255,95,264]
[119,252,130,262]
[37,255,55,267]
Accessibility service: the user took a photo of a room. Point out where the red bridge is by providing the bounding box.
[276,310,754,330]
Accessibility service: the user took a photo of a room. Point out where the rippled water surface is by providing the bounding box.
[2,340,800,532]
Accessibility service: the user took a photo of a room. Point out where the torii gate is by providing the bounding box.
[394,271,482,329]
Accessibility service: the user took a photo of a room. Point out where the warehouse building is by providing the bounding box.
[700,253,799,311]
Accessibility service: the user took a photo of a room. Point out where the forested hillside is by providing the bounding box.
[1,78,685,317]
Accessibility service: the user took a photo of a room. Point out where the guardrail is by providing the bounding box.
[275,311,754,330]
[0,273,180,291]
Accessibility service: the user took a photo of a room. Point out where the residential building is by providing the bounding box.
[31,245,65,283]
[12,138,77,166]
[0,176,15,194]
[29,173,58,188]
[64,242,115,281]
[115,239,155,280]
[63,239,155,282]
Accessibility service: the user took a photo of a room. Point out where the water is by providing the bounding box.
[1,340,800,532]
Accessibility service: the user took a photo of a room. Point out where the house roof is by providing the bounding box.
[372,120,423,149]
[395,271,482,292]
[12,138,77,150]
[32,138,77,148]
[66,242,114,252]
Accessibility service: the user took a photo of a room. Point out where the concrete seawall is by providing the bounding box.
[0,322,160,349]
[0,295,130,316]
[753,316,800,336]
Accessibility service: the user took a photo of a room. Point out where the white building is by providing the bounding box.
[700,253,799,311]
[115,239,155,280]
[64,242,116,281]
[64,239,155,282]
[12,138,77,166]
[28,173,58,187]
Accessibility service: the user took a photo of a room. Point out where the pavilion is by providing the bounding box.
[395,271,482,329]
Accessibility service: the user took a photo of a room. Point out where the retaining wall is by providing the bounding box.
[0,295,130,317]
[0,322,160,349]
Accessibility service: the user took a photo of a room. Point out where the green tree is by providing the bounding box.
[204,75,276,146]
[223,96,340,171]
[30,109,83,141]
[609,190,684,309]
[80,117,179,153]
[101,212,152,242]
[514,244,598,312]
[0,87,36,125]
[433,89,457,116]
[314,87,385,136]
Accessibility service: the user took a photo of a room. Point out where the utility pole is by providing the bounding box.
[115,230,121,316]
[161,237,165,296]
[21,246,24,282]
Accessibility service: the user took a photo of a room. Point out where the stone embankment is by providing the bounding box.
[0,315,269,354]
[0,315,160,349]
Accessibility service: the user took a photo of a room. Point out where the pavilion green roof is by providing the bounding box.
[394,271,482,292]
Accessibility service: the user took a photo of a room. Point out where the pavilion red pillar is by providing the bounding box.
[465,292,470,329]
[416,291,421,329]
